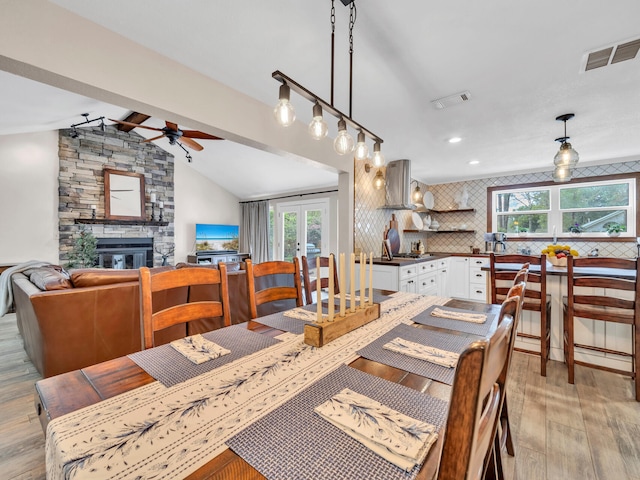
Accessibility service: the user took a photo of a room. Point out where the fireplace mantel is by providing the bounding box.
[74,219,169,226]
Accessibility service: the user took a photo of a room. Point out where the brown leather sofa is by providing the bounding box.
[11,264,251,378]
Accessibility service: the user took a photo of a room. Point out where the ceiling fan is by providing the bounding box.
[109,118,223,151]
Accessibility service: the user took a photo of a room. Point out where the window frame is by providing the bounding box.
[487,172,639,241]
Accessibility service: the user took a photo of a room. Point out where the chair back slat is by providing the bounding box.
[302,255,340,305]
[246,258,303,319]
[139,265,230,350]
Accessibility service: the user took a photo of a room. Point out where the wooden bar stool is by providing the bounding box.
[490,253,551,376]
[564,255,640,401]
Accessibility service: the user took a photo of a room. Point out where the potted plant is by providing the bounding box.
[568,223,583,235]
[517,227,528,236]
[605,223,625,237]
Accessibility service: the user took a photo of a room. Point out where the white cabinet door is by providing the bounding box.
[368,264,399,291]
[436,258,449,297]
[400,277,418,293]
[448,257,470,299]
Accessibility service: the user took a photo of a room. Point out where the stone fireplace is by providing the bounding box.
[96,237,154,269]
[58,125,175,267]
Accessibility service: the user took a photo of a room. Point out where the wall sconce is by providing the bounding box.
[364,162,385,190]
[411,180,423,204]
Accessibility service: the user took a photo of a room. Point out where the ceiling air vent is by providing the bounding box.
[431,91,472,110]
[583,38,640,71]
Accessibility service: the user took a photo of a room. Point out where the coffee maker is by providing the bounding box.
[484,232,507,253]
[493,232,507,253]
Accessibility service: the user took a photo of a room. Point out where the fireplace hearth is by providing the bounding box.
[96,238,153,269]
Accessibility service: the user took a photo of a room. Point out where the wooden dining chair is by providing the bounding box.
[301,255,340,305]
[564,255,640,401]
[490,253,551,376]
[245,258,304,319]
[437,296,519,480]
[139,264,230,350]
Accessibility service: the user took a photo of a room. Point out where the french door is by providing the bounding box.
[275,199,328,264]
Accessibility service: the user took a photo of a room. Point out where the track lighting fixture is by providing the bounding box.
[552,113,579,182]
[308,102,328,140]
[69,113,106,137]
[273,0,384,159]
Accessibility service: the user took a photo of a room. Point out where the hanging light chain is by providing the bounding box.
[348,1,356,117]
[330,0,335,106]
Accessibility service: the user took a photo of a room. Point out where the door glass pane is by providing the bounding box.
[283,211,298,262]
[305,209,322,263]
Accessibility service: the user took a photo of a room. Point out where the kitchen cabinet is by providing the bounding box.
[436,258,449,297]
[417,260,438,296]
[469,257,488,302]
[448,257,470,299]
[364,259,439,294]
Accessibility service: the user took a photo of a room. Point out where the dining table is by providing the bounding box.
[35,291,501,480]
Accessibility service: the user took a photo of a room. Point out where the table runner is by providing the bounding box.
[128,324,281,387]
[412,304,497,336]
[226,364,447,480]
[46,292,444,480]
[356,323,474,385]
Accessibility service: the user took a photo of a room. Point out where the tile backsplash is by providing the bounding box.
[355,159,640,258]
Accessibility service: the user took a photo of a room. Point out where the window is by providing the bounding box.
[490,175,636,238]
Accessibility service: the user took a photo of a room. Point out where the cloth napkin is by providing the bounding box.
[315,388,438,471]
[283,307,318,321]
[383,337,459,368]
[430,307,487,324]
[170,334,231,364]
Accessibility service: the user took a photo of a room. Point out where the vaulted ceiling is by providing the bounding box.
[2,1,640,199]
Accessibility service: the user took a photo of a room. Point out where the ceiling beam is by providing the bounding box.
[116,111,151,132]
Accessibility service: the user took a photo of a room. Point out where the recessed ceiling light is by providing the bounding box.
[469,160,479,165]
[448,137,462,144]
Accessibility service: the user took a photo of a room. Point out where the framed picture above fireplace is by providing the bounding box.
[104,169,145,220]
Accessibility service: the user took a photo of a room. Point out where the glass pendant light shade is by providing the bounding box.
[308,102,328,140]
[334,118,354,155]
[553,140,579,167]
[354,131,369,161]
[552,164,572,182]
[274,84,296,127]
[372,141,385,167]
[373,169,385,189]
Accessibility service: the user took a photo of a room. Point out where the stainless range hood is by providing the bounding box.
[379,159,416,210]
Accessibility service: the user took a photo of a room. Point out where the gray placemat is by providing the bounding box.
[412,304,497,336]
[356,323,474,385]
[128,324,281,387]
[227,364,447,480]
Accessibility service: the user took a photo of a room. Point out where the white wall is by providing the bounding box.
[0,131,59,264]
[173,160,240,262]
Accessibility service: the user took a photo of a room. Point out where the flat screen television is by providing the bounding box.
[195,223,239,253]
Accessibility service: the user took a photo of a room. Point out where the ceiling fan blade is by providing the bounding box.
[180,137,204,151]
[165,121,180,131]
[143,134,167,143]
[181,130,223,140]
[109,119,164,132]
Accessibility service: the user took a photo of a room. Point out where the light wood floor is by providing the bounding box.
[1,312,640,480]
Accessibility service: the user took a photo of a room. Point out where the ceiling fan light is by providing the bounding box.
[372,141,385,167]
[354,130,369,161]
[373,169,385,190]
[308,102,328,140]
[274,84,296,127]
[334,119,354,155]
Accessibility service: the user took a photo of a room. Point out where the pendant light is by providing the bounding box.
[552,113,579,182]
[373,169,385,190]
[371,141,385,167]
[334,118,354,155]
[274,84,295,127]
[308,102,328,140]
[354,130,369,161]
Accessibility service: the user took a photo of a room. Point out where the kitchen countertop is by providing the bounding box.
[358,252,490,267]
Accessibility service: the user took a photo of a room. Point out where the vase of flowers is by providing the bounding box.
[568,223,583,236]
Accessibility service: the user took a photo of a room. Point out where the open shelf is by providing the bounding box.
[403,229,476,234]
[414,207,476,214]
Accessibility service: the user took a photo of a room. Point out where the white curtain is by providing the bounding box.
[240,200,270,263]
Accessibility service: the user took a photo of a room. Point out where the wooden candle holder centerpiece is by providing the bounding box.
[303,302,380,348]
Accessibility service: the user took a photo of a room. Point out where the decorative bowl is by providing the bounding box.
[548,256,567,267]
